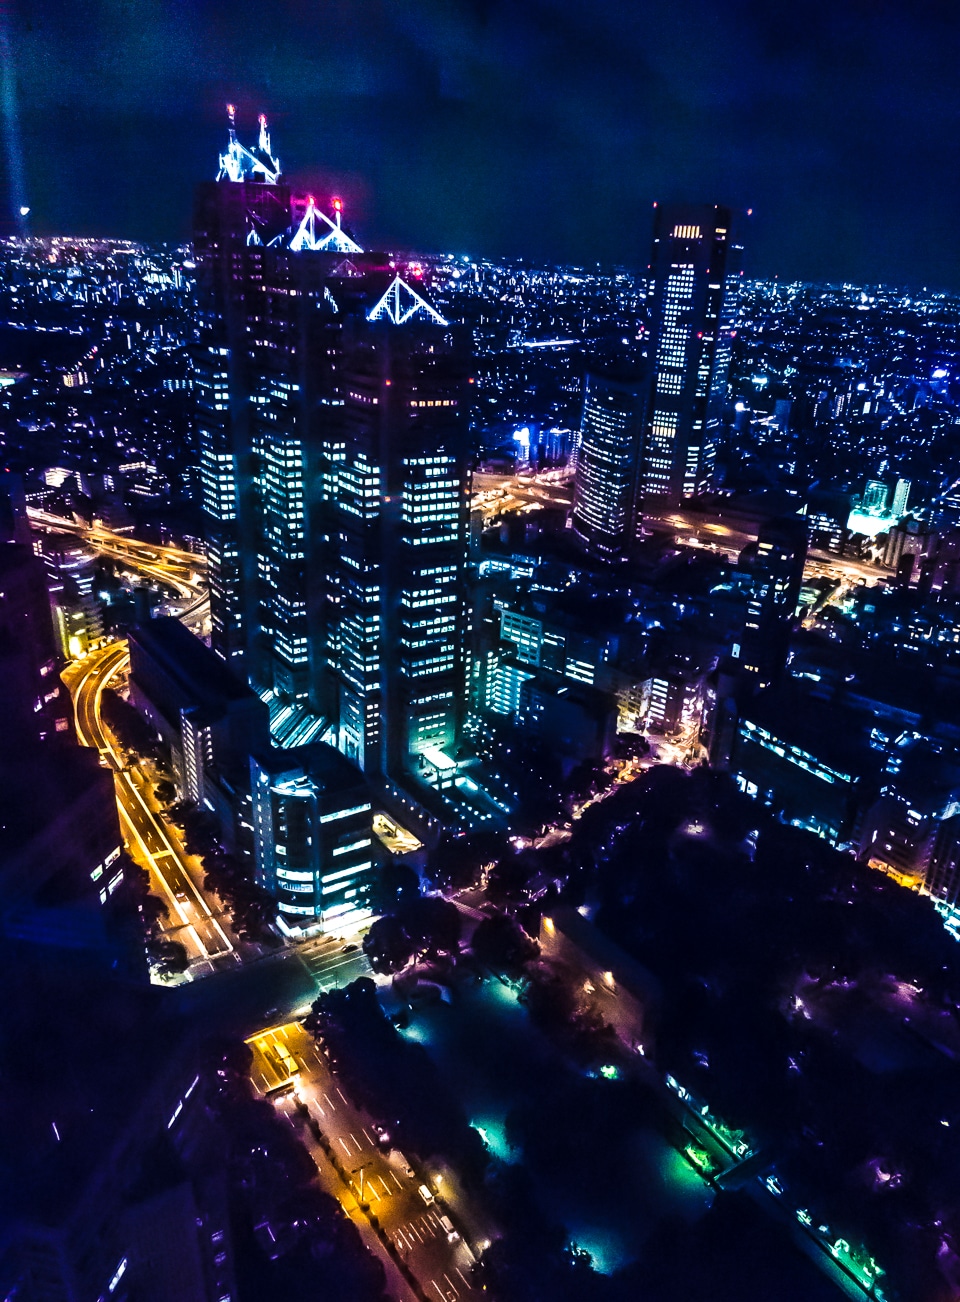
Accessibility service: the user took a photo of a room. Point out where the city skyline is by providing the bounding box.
[7,11,960,1302]
[7,1,960,288]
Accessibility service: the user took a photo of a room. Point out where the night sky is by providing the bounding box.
[9,0,960,286]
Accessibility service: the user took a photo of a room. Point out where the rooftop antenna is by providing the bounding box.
[227,103,237,144]
[258,112,270,156]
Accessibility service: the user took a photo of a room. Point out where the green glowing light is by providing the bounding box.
[600,1064,619,1080]
[683,1144,718,1177]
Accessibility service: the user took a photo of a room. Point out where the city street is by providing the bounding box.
[247,1022,485,1302]
[294,935,372,991]
[65,640,236,971]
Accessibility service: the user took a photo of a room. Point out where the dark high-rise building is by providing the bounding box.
[193,112,471,810]
[735,515,807,689]
[571,371,646,561]
[639,203,742,508]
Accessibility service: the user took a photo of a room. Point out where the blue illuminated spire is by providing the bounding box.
[217,105,281,184]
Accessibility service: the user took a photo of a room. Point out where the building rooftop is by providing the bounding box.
[129,617,256,708]
[254,740,368,796]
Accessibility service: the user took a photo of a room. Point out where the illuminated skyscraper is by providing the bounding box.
[193,128,290,668]
[571,371,645,560]
[639,203,742,508]
[319,294,471,781]
[193,111,471,806]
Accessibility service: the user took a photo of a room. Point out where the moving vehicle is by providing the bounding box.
[438,1214,459,1243]
[418,1184,435,1205]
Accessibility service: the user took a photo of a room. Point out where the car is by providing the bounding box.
[174,890,188,903]
[438,1214,459,1244]
[393,1150,415,1178]
[418,1183,435,1205]
[342,943,359,953]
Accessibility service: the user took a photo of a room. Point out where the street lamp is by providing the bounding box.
[351,1162,372,1206]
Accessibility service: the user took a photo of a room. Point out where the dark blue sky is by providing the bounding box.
[9,0,960,285]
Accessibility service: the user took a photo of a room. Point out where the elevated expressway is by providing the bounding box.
[46,515,229,972]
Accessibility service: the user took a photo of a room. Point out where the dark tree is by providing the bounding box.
[427,829,510,892]
[367,859,420,914]
[362,914,414,975]
[471,913,539,976]
[398,895,463,958]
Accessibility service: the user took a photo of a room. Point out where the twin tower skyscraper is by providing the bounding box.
[193,112,471,810]
[572,203,744,559]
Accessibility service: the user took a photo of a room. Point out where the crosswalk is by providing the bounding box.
[296,941,371,989]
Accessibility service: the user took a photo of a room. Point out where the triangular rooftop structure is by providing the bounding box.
[366,274,448,326]
[217,106,281,185]
[282,197,363,254]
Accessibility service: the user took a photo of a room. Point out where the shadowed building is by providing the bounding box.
[735,515,807,689]
[127,617,270,848]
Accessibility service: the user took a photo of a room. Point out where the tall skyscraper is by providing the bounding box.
[320,311,472,779]
[193,117,291,669]
[193,111,471,810]
[571,370,646,561]
[639,203,742,508]
[735,515,808,689]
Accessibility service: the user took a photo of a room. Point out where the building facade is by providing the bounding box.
[250,743,374,933]
[193,114,472,812]
[639,203,741,507]
[571,371,646,560]
[735,515,807,689]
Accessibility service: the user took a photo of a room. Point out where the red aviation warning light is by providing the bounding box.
[332,197,343,212]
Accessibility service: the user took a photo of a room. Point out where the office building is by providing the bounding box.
[193,112,472,811]
[0,539,133,967]
[250,743,374,933]
[319,313,472,781]
[571,370,646,560]
[192,117,292,670]
[639,203,741,507]
[926,816,960,911]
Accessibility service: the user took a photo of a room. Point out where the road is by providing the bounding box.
[28,508,206,601]
[471,468,573,525]
[248,1022,485,1302]
[66,640,236,971]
